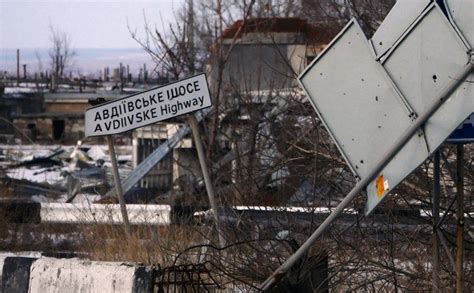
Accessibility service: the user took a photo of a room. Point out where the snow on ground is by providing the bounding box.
[4,87,36,94]
[1,144,133,203]
[6,166,64,185]
[86,145,107,161]
[30,193,102,204]
[118,155,132,161]
[0,251,43,258]
[41,202,171,225]
[0,144,71,159]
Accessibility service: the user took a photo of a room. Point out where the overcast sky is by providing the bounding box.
[0,0,183,49]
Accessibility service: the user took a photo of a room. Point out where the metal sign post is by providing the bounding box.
[260,63,473,290]
[187,114,225,248]
[85,73,215,240]
[455,144,464,293]
[260,1,473,289]
[103,108,211,198]
[432,151,441,292]
[106,135,131,234]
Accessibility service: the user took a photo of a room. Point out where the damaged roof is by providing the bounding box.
[220,17,338,44]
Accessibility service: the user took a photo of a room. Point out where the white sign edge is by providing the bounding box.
[298,19,364,178]
[380,3,469,66]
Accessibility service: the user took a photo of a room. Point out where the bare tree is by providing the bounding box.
[49,25,76,85]
[300,0,395,35]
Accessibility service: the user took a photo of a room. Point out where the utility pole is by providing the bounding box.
[52,55,59,91]
[59,55,64,78]
[455,144,464,293]
[16,49,20,86]
[119,63,124,92]
[127,64,131,82]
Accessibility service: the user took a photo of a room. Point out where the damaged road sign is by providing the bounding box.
[366,3,472,214]
[299,3,472,215]
[299,19,417,180]
[260,1,473,289]
[85,73,211,137]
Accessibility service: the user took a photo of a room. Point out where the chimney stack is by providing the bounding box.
[16,49,20,86]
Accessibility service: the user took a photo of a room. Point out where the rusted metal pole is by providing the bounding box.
[187,114,225,247]
[259,60,473,292]
[107,135,131,235]
[455,144,464,293]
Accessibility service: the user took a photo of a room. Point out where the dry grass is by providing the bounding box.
[80,223,207,266]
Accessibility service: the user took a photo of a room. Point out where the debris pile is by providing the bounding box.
[0,143,132,204]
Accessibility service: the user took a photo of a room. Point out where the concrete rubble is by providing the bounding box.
[0,143,132,204]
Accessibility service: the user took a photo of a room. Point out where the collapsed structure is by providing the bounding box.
[132,17,334,204]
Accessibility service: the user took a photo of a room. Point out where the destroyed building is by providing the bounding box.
[132,123,201,193]
[212,17,336,204]
[0,91,43,142]
[132,17,334,204]
[12,92,126,143]
[215,17,333,92]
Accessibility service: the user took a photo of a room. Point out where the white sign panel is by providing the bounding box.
[371,0,431,59]
[299,20,416,180]
[299,3,472,216]
[85,73,211,137]
[366,4,471,214]
[445,0,474,48]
